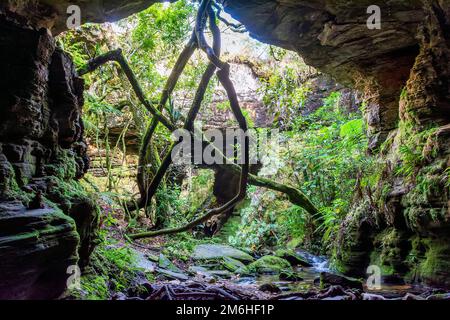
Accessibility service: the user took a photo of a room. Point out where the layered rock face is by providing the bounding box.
[0,13,98,299]
[219,0,448,288]
[335,1,450,286]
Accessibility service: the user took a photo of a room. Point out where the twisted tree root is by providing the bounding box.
[78,49,175,131]
[137,32,198,204]
[126,3,222,213]
[129,0,250,239]
[78,0,319,239]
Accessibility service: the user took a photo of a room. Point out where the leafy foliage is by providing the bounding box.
[59,1,371,262]
[260,58,312,130]
[231,91,369,253]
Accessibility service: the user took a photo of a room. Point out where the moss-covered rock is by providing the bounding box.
[412,238,450,288]
[192,244,254,263]
[244,255,292,275]
[333,198,377,276]
[0,202,80,299]
[320,272,363,290]
[221,256,246,272]
[275,249,312,267]
[369,228,410,282]
[70,244,152,300]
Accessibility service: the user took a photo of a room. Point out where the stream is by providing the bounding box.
[130,246,445,300]
[236,251,330,293]
[234,250,435,298]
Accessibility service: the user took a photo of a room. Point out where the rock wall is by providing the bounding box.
[0,12,98,299]
[336,1,449,287]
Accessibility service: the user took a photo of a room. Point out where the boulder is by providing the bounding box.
[275,249,312,267]
[0,202,79,299]
[259,283,281,294]
[245,256,292,275]
[320,272,363,290]
[192,244,254,263]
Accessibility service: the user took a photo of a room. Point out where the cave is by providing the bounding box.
[0,0,449,301]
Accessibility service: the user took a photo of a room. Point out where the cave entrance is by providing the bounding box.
[50,0,372,299]
[64,0,345,240]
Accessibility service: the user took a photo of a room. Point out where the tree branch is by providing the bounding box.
[78,49,175,132]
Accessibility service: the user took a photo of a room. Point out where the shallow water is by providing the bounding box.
[234,251,434,297]
[235,251,330,292]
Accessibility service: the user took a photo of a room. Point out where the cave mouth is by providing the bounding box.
[0,0,449,301]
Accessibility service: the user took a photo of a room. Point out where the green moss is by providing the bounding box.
[405,235,426,283]
[245,256,292,274]
[331,198,376,274]
[394,121,439,179]
[419,239,450,280]
[79,275,109,300]
[286,237,302,250]
[370,228,408,277]
[402,160,448,230]
[404,237,450,286]
[221,257,246,272]
[0,160,32,205]
[274,249,311,266]
[45,175,93,211]
[45,148,78,180]
[71,239,142,299]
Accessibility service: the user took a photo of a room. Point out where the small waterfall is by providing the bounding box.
[311,256,329,272]
[295,249,330,272]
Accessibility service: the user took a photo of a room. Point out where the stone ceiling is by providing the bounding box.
[1,0,440,147]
